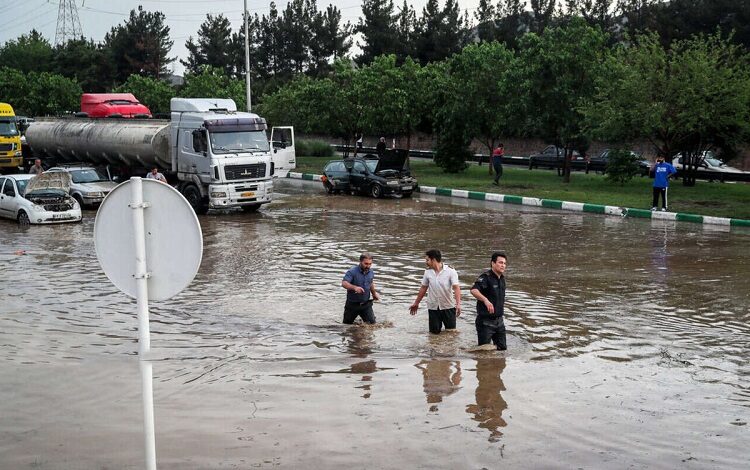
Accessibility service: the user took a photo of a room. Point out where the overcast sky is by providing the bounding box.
[0,0,484,74]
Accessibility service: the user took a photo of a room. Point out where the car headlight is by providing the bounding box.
[32,204,44,211]
[211,191,227,198]
[14,150,22,157]
[84,191,104,198]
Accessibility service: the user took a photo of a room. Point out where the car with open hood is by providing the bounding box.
[321,151,418,198]
[0,172,82,224]
[46,165,117,208]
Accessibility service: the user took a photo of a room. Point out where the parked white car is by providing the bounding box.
[46,165,117,208]
[0,173,82,224]
[672,151,748,181]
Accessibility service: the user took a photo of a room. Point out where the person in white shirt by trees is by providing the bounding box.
[409,249,462,334]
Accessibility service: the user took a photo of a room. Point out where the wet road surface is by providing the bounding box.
[0,179,748,469]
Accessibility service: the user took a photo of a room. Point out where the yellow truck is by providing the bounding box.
[0,103,23,173]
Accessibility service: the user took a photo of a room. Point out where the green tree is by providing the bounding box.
[395,0,417,61]
[0,30,53,74]
[415,0,468,64]
[518,19,608,183]
[104,8,175,83]
[180,66,247,110]
[27,72,82,116]
[356,0,399,65]
[113,74,175,115]
[182,14,234,76]
[474,0,497,43]
[585,32,750,186]
[604,149,641,185]
[0,67,31,115]
[529,0,557,33]
[52,38,115,92]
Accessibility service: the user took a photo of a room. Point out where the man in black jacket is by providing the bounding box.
[470,252,508,350]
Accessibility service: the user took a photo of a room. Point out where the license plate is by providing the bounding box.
[241,191,255,197]
[52,214,71,219]
[401,185,412,190]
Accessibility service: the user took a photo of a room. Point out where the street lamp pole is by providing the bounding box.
[244,0,252,112]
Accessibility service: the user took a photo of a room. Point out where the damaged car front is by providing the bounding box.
[6,173,82,224]
[322,151,418,198]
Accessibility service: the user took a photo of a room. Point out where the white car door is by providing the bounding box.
[0,178,17,219]
[270,127,295,177]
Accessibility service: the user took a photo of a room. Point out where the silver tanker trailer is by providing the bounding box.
[25,98,294,214]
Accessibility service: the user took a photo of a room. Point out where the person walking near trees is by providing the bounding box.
[651,154,677,211]
[341,253,381,324]
[470,252,508,351]
[409,249,462,334]
[492,144,504,185]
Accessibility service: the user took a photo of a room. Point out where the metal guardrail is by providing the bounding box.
[330,144,750,182]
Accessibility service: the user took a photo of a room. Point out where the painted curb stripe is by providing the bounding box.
[286,173,750,229]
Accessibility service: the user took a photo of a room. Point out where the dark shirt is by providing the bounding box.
[343,265,374,303]
[376,141,386,155]
[471,270,505,317]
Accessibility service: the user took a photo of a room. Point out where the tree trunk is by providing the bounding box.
[563,147,571,183]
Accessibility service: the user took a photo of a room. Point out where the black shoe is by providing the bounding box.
[492,181,499,186]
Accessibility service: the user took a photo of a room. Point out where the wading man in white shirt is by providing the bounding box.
[409,249,462,334]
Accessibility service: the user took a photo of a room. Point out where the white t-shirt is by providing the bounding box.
[421,265,459,310]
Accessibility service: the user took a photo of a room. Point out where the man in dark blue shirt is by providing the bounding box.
[341,253,381,324]
[470,252,508,350]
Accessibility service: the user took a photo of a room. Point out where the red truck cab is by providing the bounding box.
[81,93,152,118]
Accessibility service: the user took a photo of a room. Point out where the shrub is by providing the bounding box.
[605,149,642,185]
[295,139,334,157]
[434,126,471,173]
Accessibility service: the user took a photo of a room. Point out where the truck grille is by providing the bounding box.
[0,143,12,152]
[225,163,266,180]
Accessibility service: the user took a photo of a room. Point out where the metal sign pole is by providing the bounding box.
[244,0,252,112]
[129,177,157,470]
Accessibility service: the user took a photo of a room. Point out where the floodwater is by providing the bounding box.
[1,179,748,469]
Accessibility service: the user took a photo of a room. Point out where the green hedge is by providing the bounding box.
[295,139,334,157]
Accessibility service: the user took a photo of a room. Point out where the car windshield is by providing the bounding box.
[211,131,270,154]
[70,168,110,183]
[704,157,724,168]
[365,160,378,172]
[0,119,19,136]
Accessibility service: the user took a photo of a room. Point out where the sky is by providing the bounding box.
[0,0,484,74]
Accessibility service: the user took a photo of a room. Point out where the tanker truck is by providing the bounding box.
[25,97,292,214]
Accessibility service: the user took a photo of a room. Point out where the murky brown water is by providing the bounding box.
[1,179,748,469]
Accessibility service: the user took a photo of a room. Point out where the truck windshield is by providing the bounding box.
[70,168,110,183]
[210,131,270,154]
[0,119,19,136]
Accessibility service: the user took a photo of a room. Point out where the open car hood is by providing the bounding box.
[25,172,71,196]
[375,150,409,173]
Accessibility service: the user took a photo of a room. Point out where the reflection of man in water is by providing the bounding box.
[341,253,381,324]
[466,358,507,442]
[470,251,508,350]
[409,249,462,334]
[415,359,462,411]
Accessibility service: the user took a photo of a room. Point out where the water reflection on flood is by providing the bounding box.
[1,179,749,469]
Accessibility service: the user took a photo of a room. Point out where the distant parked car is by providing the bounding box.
[528,145,580,170]
[45,165,117,208]
[0,172,81,225]
[671,151,748,182]
[587,149,651,176]
[321,150,417,198]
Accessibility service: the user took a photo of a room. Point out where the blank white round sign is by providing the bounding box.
[94,179,203,301]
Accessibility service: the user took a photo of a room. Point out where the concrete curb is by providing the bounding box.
[285,172,750,229]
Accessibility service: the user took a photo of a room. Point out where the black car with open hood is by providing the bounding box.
[321,150,417,198]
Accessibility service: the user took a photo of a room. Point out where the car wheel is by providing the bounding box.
[17,210,30,226]
[241,204,261,213]
[73,194,84,208]
[528,159,534,170]
[370,183,383,198]
[324,181,335,194]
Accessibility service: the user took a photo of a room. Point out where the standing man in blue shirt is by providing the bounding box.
[341,253,381,324]
[651,154,677,211]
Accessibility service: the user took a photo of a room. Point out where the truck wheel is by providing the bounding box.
[183,185,208,215]
[17,210,30,225]
[370,183,383,198]
[241,204,261,213]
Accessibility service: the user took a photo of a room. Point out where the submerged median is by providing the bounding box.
[294,157,750,224]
